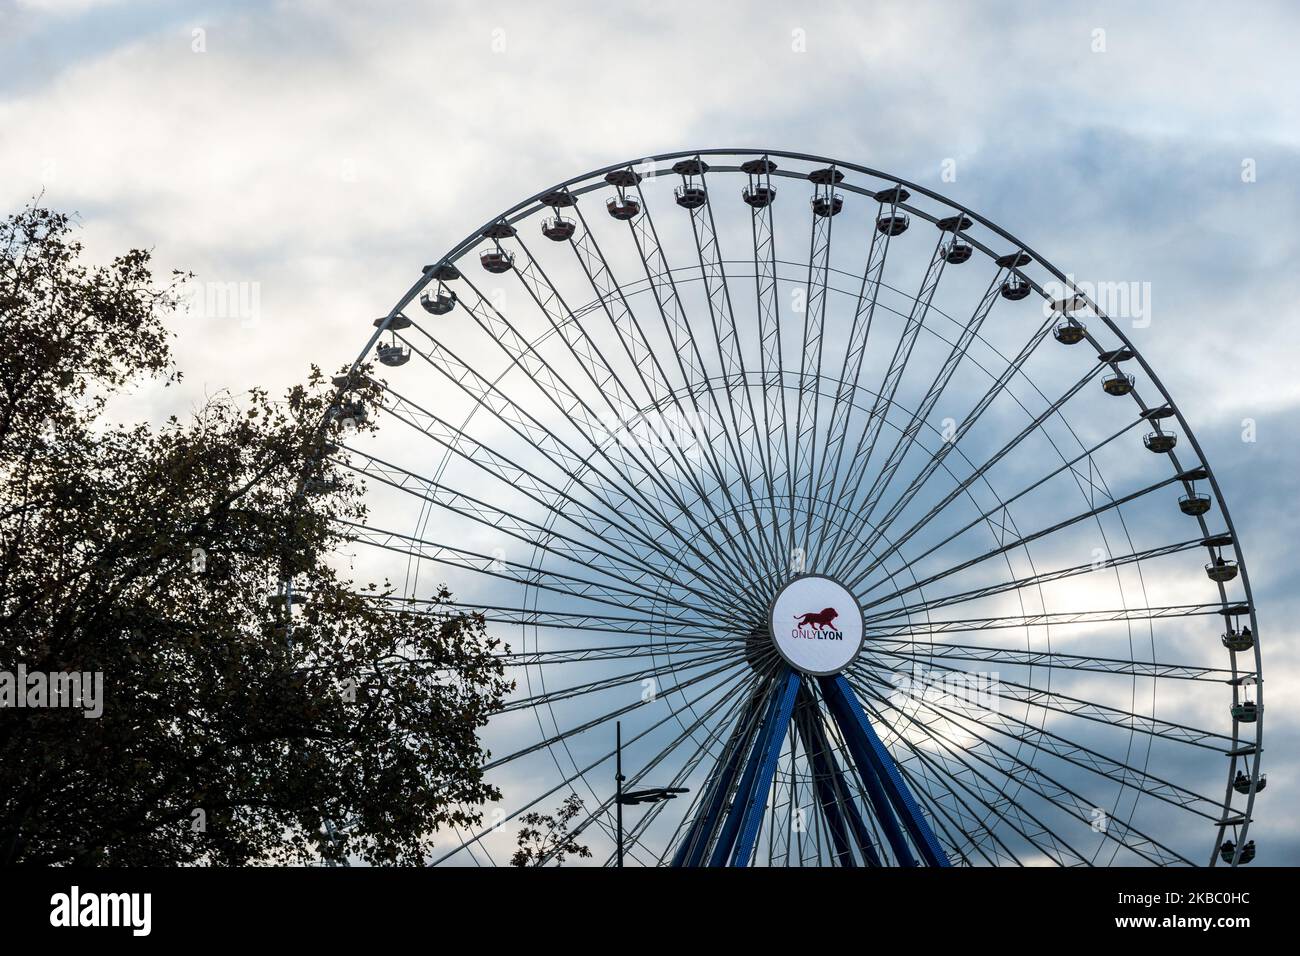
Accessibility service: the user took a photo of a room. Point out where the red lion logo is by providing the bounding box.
[794,607,839,630]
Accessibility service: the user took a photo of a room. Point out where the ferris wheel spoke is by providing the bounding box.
[526,217,745,537]
[562,207,776,585]
[848,679,1056,865]
[879,754,1005,867]
[492,642,742,666]
[388,336,760,603]
[481,656,751,773]
[337,443,746,618]
[846,401,1139,594]
[852,657,1235,751]
[426,659,754,866]
[374,379,756,602]
[854,656,1226,820]
[744,158,797,568]
[685,161,787,575]
[411,640,742,668]
[621,173,783,580]
[829,268,1011,574]
[389,325,677,534]
[848,670,1195,866]
[863,602,1228,639]
[868,637,1243,683]
[807,189,901,558]
[790,167,839,566]
[852,673,1110,865]
[858,470,1186,612]
[829,266,1045,575]
[813,231,952,567]
[833,313,1077,583]
[497,646,740,715]
[341,519,755,637]
[862,535,1206,625]
[371,596,746,645]
[450,269,767,595]
[296,639,740,678]
[863,639,1237,686]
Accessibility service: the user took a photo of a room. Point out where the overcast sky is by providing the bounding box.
[4,0,1297,864]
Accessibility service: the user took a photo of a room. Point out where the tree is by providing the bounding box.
[0,205,513,865]
[511,794,592,867]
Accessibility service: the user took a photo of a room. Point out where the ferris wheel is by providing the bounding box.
[327,148,1263,867]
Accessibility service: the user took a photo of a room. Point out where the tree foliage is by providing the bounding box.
[0,206,513,865]
[511,794,592,867]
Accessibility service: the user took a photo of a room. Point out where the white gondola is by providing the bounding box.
[377,343,409,367]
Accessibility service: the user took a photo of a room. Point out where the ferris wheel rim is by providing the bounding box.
[327,147,1261,866]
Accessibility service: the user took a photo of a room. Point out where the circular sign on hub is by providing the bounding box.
[768,575,864,676]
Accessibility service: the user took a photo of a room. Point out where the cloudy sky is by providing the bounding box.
[4,0,1297,865]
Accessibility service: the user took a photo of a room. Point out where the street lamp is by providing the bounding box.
[615,721,688,867]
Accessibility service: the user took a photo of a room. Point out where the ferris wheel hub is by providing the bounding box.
[767,574,865,676]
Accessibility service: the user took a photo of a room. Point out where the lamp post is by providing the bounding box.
[615,721,688,867]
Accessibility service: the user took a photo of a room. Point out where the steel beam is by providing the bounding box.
[708,668,801,866]
[820,674,951,867]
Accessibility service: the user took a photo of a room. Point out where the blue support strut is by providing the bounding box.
[819,674,951,867]
[824,696,917,866]
[831,772,885,868]
[795,690,885,866]
[672,692,762,867]
[709,668,802,867]
[795,701,857,866]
